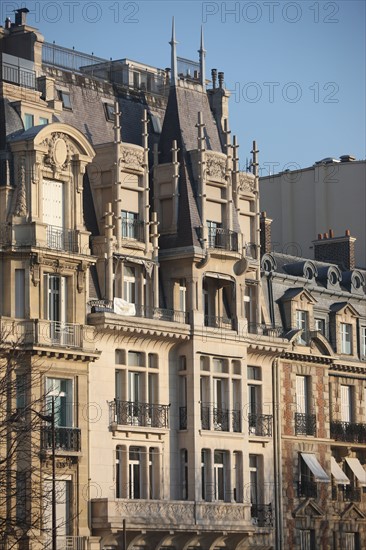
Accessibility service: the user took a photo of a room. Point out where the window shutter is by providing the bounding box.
[296,376,307,414]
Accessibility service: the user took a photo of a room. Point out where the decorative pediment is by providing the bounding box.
[330,302,359,318]
[293,499,325,518]
[281,288,317,305]
[340,502,366,520]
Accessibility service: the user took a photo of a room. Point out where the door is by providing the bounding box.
[43,179,65,249]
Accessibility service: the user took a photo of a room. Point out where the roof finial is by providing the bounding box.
[169,17,178,86]
[198,25,206,88]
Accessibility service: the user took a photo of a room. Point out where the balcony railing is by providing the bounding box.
[37,320,82,348]
[179,406,187,429]
[45,537,86,550]
[47,225,78,252]
[110,400,170,429]
[204,315,235,330]
[122,219,145,242]
[1,61,36,89]
[343,486,361,502]
[247,323,283,337]
[88,302,189,324]
[298,480,318,498]
[295,413,316,436]
[248,414,273,437]
[42,426,81,452]
[207,228,239,252]
[201,404,241,432]
[330,420,366,444]
[251,503,273,527]
[42,41,106,72]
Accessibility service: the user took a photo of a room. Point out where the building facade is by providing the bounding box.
[0,9,365,550]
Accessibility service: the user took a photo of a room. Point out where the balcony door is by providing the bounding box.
[43,179,65,249]
[45,274,68,345]
[43,479,71,537]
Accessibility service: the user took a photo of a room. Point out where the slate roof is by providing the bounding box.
[0,98,24,149]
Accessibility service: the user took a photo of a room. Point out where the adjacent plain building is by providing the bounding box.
[259,158,366,268]
[0,9,365,550]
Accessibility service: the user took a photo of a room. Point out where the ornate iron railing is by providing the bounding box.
[179,407,187,430]
[298,479,318,498]
[330,420,366,444]
[247,323,283,337]
[45,536,86,550]
[207,227,239,252]
[46,225,78,252]
[251,503,273,527]
[295,413,317,436]
[37,320,81,348]
[121,218,145,242]
[87,301,189,324]
[204,315,235,330]
[110,400,169,429]
[343,485,361,502]
[42,426,81,452]
[248,414,273,437]
[201,404,210,430]
[201,404,241,432]
[213,407,229,431]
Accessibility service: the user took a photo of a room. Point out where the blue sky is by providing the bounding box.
[4,0,365,173]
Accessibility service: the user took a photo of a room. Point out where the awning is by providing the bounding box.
[301,453,330,483]
[331,457,350,485]
[345,458,366,486]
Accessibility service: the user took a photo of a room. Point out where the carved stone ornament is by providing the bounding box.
[77,262,87,293]
[206,153,226,181]
[238,173,256,193]
[14,158,28,217]
[30,254,41,286]
[42,133,75,171]
[120,146,144,170]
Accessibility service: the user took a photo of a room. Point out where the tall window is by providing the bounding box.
[214,451,225,501]
[181,449,188,500]
[179,279,186,312]
[122,211,139,239]
[207,220,222,248]
[201,450,208,500]
[248,384,261,434]
[15,269,25,318]
[296,310,308,344]
[295,375,315,435]
[360,327,366,358]
[43,179,65,230]
[341,323,352,354]
[249,455,259,506]
[129,447,142,499]
[299,530,315,550]
[314,318,326,336]
[43,479,71,536]
[124,266,137,304]
[296,375,309,415]
[46,378,73,427]
[341,385,353,423]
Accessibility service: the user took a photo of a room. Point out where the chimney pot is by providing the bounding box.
[324,233,328,239]
[329,229,334,238]
[218,71,224,88]
[314,228,356,270]
[317,234,322,240]
[211,68,217,89]
[345,229,350,236]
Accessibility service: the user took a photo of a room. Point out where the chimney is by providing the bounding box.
[260,211,272,255]
[313,229,356,270]
[14,8,29,26]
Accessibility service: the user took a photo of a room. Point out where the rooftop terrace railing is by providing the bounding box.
[42,42,107,72]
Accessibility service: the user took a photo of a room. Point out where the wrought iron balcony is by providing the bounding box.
[36,320,82,348]
[298,479,318,498]
[295,413,317,436]
[251,503,273,527]
[46,225,78,252]
[122,218,145,242]
[201,404,210,430]
[201,404,241,432]
[1,60,36,89]
[87,302,189,324]
[207,227,239,252]
[213,407,229,431]
[46,536,86,550]
[248,414,273,437]
[232,410,242,432]
[42,426,81,452]
[179,406,187,430]
[330,420,366,444]
[110,400,169,429]
[343,485,361,502]
[204,315,235,330]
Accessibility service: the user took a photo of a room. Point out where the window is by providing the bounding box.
[360,327,366,359]
[16,471,27,523]
[128,351,143,367]
[16,374,27,411]
[214,451,225,501]
[343,533,359,550]
[148,353,158,368]
[42,179,65,233]
[24,113,34,130]
[295,375,315,436]
[43,479,71,536]
[104,102,115,121]
[128,372,141,404]
[129,447,142,499]
[121,211,139,239]
[57,90,72,109]
[248,384,261,434]
[247,366,261,380]
[45,274,67,323]
[179,279,186,312]
[207,220,223,248]
[299,530,315,550]
[15,269,25,318]
[341,385,353,423]
[201,450,207,499]
[249,455,259,506]
[150,113,162,133]
[39,116,49,125]
[46,378,73,427]
[124,266,137,304]
[314,318,326,336]
[341,323,352,354]
[296,310,308,344]
[181,449,188,499]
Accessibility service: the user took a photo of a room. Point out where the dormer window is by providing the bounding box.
[340,323,352,354]
[296,310,308,345]
[57,90,72,110]
[104,103,115,122]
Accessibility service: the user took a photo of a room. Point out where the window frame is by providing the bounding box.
[340,322,352,355]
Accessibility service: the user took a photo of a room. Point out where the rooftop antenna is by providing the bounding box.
[198,25,206,88]
[169,17,178,86]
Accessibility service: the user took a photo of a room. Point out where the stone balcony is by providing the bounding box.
[91,498,253,533]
